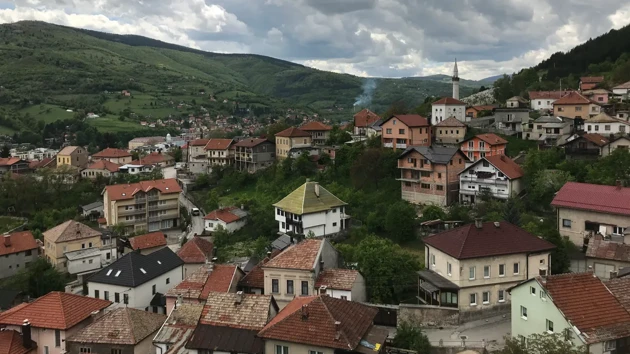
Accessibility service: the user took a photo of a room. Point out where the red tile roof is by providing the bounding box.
[92,148,131,158]
[529,91,572,100]
[199,292,275,330]
[129,231,167,250]
[315,269,360,291]
[433,97,466,105]
[203,207,245,224]
[104,178,181,201]
[606,277,630,312]
[469,105,497,112]
[165,264,239,300]
[388,115,429,127]
[201,264,239,297]
[581,76,605,83]
[0,158,24,166]
[189,139,210,147]
[586,235,630,262]
[264,239,323,270]
[28,158,54,169]
[353,109,381,128]
[258,295,377,350]
[204,138,233,150]
[0,330,35,354]
[553,91,592,105]
[275,127,311,138]
[472,133,508,145]
[581,133,609,147]
[434,116,466,127]
[177,236,214,264]
[540,272,630,344]
[131,152,174,165]
[0,292,111,330]
[239,257,272,289]
[86,160,120,173]
[483,155,524,179]
[423,221,555,259]
[0,231,38,257]
[300,121,332,131]
[551,182,630,216]
[234,138,270,148]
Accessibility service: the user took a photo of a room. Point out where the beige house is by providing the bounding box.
[419,220,555,317]
[434,116,467,144]
[91,148,132,164]
[274,127,312,160]
[204,138,235,167]
[300,121,332,145]
[102,178,182,234]
[553,91,601,118]
[43,220,103,272]
[81,160,120,179]
[602,136,630,157]
[56,146,88,169]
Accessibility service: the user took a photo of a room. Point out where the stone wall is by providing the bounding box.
[398,304,459,327]
[459,303,510,323]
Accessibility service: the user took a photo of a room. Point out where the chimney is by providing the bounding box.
[241,204,245,211]
[334,321,341,340]
[314,183,320,197]
[301,304,309,320]
[22,320,32,349]
[616,180,623,190]
[494,222,500,228]
[474,218,483,229]
[267,251,272,258]
[320,260,324,270]
[3,234,10,247]
[235,291,244,305]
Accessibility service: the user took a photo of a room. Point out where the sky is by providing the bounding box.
[0,0,629,80]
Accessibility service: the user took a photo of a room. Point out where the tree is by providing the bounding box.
[350,148,397,189]
[172,147,183,162]
[499,333,584,354]
[293,153,316,176]
[393,321,432,354]
[381,100,408,119]
[0,145,9,158]
[384,201,417,243]
[6,258,67,298]
[502,197,522,226]
[419,205,446,222]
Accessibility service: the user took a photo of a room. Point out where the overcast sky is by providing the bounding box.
[1,0,629,80]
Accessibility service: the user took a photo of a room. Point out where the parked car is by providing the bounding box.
[191,207,200,216]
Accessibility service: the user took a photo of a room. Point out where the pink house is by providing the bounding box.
[582,89,610,104]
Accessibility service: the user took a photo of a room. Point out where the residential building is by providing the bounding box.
[80,160,120,179]
[0,231,39,279]
[528,91,571,111]
[419,220,555,315]
[432,97,467,124]
[580,76,604,91]
[117,163,154,175]
[353,109,381,136]
[434,117,467,144]
[258,295,387,354]
[275,127,312,160]
[65,248,102,275]
[582,89,610,104]
[0,328,36,354]
[584,112,630,134]
[239,256,274,295]
[398,146,468,206]
[164,264,243,313]
[493,108,531,135]
[465,105,496,119]
[273,181,349,237]
[234,138,275,173]
[459,155,524,203]
[584,235,630,279]
[551,181,630,247]
[460,133,507,161]
[91,148,132,164]
[0,292,111,354]
[28,158,56,170]
[602,136,630,157]
[526,115,572,143]
[510,272,630,353]
[128,136,166,150]
[186,138,209,174]
[315,268,365,301]
[300,121,332,145]
[152,302,204,354]
[43,220,102,272]
[87,247,184,313]
[553,91,601,118]
[126,231,168,255]
[560,133,609,159]
[506,96,529,108]
[66,308,166,354]
[613,80,630,99]
[131,152,174,167]
[381,114,431,149]
[0,158,30,175]
[102,179,182,234]
[618,110,630,120]
[80,201,103,219]
[204,138,235,169]
[56,146,88,169]
[176,235,214,276]
[203,206,248,233]
[185,292,279,354]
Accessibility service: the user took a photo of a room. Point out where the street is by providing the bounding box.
[179,192,205,239]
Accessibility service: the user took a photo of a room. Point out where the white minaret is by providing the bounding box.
[452,59,460,100]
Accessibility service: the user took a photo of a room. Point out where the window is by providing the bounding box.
[544,319,554,333]
[81,243,85,249]
[420,171,431,177]
[45,347,49,354]
[595,125,600,131]
[514,262,520,275]
[437,173,442,179]
[530,286,536,296]
[123,294,129,304]
[301,281,309,295]
[562,219,571,228]
[386,128,392,134]
[482,291,490,304]
[152,285,156,295]
[272,279,279,293]
[332,222,337,227]
[310,351,324,354]
[436,185,444,191]
[484,265,490,278]
[587,125,592,131]
[498,290,505,302]
[112,350,123,354]
[399,129,405,134]
[470,293,477,306]
[521,306,528,319]
[621,126,626,133]
[605,341,616,351]
[340,295,348,300]
[88,242,92,247]
[104,291,109,301]
[115,293,120,303]
[94,290,99,299]
[447,262,452,276]
[55,329,61,347]
[468,141,474,148]
[166,277,170,284]
[421,183,430,189]
[469,266,476,280]
[25,250,32,256]
[276,345,289,354]
[431,254,436,266]
[80,348,91,353]
[287,280,294,294]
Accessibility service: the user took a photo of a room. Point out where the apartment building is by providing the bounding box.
[381,114,431,149]
[584,112,630,134]
[205,138,235,168]
[275,127,312,160]
[0,158,31,175]
[80,160,120,179]
[56,146,88,169]
[233,138,275,173]
[300,121,332,145]
[525,115,572,142]
[459,155,524,203]
[102,179,182,234]
[579,76,604,91]
[528,91,571,111]
[460,133,507,162]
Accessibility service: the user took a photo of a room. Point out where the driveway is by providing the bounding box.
[423,315,510,351]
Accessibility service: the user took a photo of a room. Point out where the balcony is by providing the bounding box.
[384,142,393,148]
[396,143,407,149]
[118,208,146,216]
[147,195,159,201]
[460,175,509,185]
[134,198,146,204]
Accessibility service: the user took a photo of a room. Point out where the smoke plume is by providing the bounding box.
[353,78,377,107]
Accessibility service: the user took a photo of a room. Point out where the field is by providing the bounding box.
[86,116,145,133]
[0,216,25,233]
[19,104,75,123]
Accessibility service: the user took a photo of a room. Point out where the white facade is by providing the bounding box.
[585,121,630,134]
[432,103,467,125]
[460,161,523,203]
[204,218,247,233]
[531,98,557,111]
[118,164,155,175]
[87,266,183,312]
[274,207,347,237]
[66,248,102,275]
[613,88,629,96]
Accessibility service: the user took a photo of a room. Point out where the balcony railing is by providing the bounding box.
[118,208,146,216]
[147,195,159,201]
[384,142,393,148]
[396,143,407,149]
[460,175,509,184]
[134,198,146,204]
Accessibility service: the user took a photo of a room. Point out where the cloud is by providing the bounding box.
[1,0,630,80]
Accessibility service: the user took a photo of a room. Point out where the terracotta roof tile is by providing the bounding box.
[471,133,508,145]
[104,178,181,201]
[434,116,466,127]
[586,236,630,262]
[385,115,429,127]
[177,236,214,264]
[300,121,332,131]
[481,155,524,179]
[470,105,497,111]
[28,158,54,169]
[129,231,167,250]
[43,220,102,243]
[199,292,275,330]
[92,148,131,158]
[85,160,120,172]
[315,269,360,291]
[130,152,174,165]
[154,303,204,353]
[264,239,323,270]
[203,207,247,224]
[165,264,239,300]
[423,221,555,259]
[551,182,630,216]
[189,139,210,147]
[540,272,630,343]
[553,91,592,105]
[67,308,165,345]
[353,109,381,128]
[0,158,24,166]
[204,139,234,150]
[258,295,377,350]
[433,97,466,105]
[0,231,38,257]
[0,292,111,330]
[0,330,35,354]
[201,265,240,298]
[529,91,572,100]
[234,138,271,148]
[580,133,610,147]
[58,146,80,156]
[239,258,272,289]
[606,277,630,312]
[614,81,630,90]
[275,127,311,138]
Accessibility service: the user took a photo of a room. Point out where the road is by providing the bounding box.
[179,193,205,239]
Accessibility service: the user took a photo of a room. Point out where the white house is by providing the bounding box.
[315,268,365,301]
[459,155,524,204]
[65,248,102,275]
[203,206,248,233]
[118,164,154,175]
[273,181,349,237]
[528,91,571,111]
[584,112,630,135]
[87,247,184,314]
[431,97,467,125]
[613,81,630,100]
[80,201,103,218]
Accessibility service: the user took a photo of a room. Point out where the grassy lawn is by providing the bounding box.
[0,125,15,135]
[87,116,144,133]
[0,216,25,233]
[402,238,426,265]
[20,104,75,123]
[503,134,538,157]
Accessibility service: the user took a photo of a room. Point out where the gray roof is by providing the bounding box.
[369,119,383,131]
[81,201,103,211]
[65,247,101,261]
[399,146,465,164]
[271,234,297,251]
[417,269,459,290]
[535,115,565,123]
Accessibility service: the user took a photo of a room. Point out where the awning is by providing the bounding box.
[417,269,460,291]
[419,281,439,293]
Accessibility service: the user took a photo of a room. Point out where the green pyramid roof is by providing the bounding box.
[273,182,347,215]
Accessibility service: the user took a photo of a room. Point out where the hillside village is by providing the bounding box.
[3,21,630,354]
